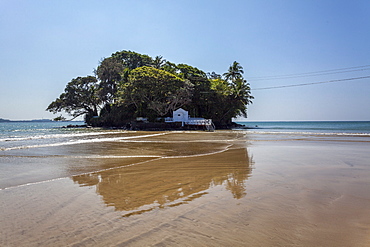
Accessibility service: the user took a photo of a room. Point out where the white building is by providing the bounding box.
[172,108,189,123]
[165,108,215,131]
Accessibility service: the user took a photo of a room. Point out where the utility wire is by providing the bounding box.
[249,65,370,80]
[251,75,370,91]
[250,67,370,81]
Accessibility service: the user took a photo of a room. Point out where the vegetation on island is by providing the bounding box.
[47,50,253,128]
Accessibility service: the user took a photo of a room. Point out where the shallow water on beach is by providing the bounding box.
[1,128,370,246]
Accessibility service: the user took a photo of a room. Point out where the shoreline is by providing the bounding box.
[59,121,245,131]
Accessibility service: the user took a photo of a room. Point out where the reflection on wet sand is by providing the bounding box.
[72,147,253,216]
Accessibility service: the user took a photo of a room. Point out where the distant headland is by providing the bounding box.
[0,118,53,123]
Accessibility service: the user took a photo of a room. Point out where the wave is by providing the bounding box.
[0,132,168,151]
[0,130,125,142]
[0,177,69,191]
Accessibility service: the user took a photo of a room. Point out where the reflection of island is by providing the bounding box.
[72,148,253,214]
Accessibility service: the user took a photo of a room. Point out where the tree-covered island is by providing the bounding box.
[47,50,253,129]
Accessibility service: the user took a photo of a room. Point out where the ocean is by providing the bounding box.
[1,120,369,154]
[236,121,370,135]
[0,121,115,151]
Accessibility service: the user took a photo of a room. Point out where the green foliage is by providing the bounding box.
[210,78,230,95]
[111,50,153,70]
[152,55,166,69]
[95,57,124,103]
[161,61,178,74]
[95,50,154,104]
[118,66,194,118]
[207,67,254,126]
[176,64,207,80]
[46,76,101,123]
[223,61,244,82]
[163,63,211,118]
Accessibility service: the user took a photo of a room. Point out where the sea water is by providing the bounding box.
[0,121,115,151]
[1,120,370,151]
[235,121,370,136]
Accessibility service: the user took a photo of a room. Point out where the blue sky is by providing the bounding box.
[1,0,369,121]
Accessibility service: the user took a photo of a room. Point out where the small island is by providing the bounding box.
[47,50,253,130]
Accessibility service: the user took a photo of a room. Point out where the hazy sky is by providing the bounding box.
[1,0,369,121]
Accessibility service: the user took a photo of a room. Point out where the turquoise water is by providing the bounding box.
[235,121,370,135]
[0,121,105,151]
[0,121,85,138]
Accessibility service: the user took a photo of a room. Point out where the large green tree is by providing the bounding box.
[95,50,155,104]
[46,76,101,122]
[117,66,194,118]
[95,57,124,104]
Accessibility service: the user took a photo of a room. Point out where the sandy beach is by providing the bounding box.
[1,130,370,246]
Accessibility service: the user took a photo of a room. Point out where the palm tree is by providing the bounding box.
[152,55,166,69]
[230,78,254,118]
[223,61,244,82]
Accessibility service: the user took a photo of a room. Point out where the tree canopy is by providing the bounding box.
[46,76,101,121]
[47,50,253,128]
[118,66,193,118]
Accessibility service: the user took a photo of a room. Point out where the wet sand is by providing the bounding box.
[1,131,370,246]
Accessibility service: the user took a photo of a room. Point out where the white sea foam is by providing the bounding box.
[0,132,169,151]
[0,131,125,142]
[69,155,163,159]
[0,177,69,191]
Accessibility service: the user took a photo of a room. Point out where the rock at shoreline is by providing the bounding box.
[62,124,90,128]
